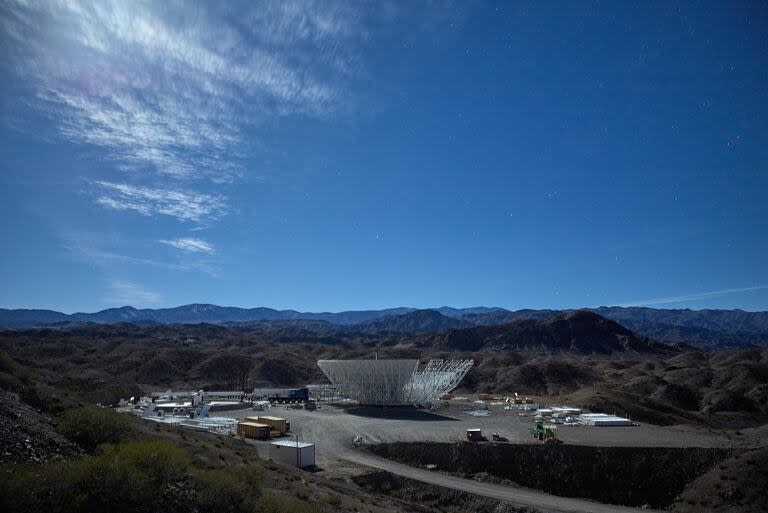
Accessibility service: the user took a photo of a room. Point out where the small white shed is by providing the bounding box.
[269,440,315,468]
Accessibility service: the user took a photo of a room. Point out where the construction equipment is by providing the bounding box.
[491,432,508,442]
[531,421,562,444]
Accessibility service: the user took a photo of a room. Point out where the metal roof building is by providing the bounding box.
[578,413,634,426]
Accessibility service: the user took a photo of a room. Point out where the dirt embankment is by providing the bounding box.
[352,470,539,513]
[672,447,768,513]
[370,442,737,508]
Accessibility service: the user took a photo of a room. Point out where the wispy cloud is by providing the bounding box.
[1,0,363,183]
[1,0,372,238]
[106,280,162,306]
[159,237,215,254]
[62,232,220,276]
[618,285,768,307]
[93,181,227,223]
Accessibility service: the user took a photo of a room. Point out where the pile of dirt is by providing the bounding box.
[370,442,736,508]
[0,391,81,463]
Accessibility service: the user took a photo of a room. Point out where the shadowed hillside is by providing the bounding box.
[1,317,766,429]
[434,311,669,354]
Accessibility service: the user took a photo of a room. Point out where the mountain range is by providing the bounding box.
[1,304,767,349]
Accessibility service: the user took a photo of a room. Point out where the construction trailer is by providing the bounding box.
[252,388,309,403]
[578,413,634,426]
[269,440,315,468]
[236,421,271,439]
[205,390,245,401]
[246,415,290,435]
[466,428,483,442]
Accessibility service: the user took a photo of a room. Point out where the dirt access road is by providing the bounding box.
[340,450,660,513]
[229,404,728,512]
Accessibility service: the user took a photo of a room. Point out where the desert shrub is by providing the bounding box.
[58,406,134,449]
[0,441,189,513]
[0,350,37,385]
[0,351,17,373]
[193,465,262,513]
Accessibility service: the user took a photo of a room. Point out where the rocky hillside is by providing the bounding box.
[434,311,670,354]
[0,391,81,463]
[1,324,767,428]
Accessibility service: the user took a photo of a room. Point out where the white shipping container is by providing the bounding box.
[269,440,315,468]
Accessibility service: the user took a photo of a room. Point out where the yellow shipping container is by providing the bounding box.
[251,415,289,434]
[237,421,271,439]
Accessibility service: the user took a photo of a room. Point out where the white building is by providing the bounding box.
[552,406,582,415]
[317,359,473,407]
[578,413,634,426]
[269,440,315,468]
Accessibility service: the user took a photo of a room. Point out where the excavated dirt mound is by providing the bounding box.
[370,442,737,508]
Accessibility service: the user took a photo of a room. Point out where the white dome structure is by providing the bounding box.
[317,359,473,407]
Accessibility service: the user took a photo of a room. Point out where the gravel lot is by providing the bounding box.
[217,402,744,513]
[225,401,731,467]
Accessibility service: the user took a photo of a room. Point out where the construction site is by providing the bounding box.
[108,357,751,511]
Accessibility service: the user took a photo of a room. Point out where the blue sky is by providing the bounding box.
[1,1,766,313]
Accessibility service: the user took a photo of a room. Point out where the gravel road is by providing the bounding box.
[340,450,661,513]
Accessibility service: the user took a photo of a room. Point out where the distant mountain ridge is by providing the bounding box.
[1,304,767,349]
[0,304,416,328]
[355,309,472,333]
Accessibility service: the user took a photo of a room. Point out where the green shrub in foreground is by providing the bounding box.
[194,468,254,513]
[0,440,189,513]
[58,406,134,449]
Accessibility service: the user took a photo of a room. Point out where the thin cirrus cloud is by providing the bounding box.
[1,0,369,224]
[93,181,227,224]
[106,280,162,306]
[618,285,768,307]
[159,238,215,254]
[62,232,221,277]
